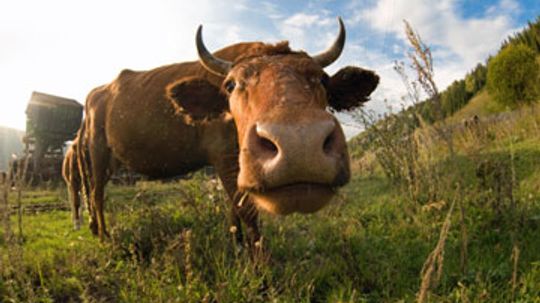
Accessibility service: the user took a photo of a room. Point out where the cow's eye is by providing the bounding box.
[224,80,236,94]
[320,74,330,88]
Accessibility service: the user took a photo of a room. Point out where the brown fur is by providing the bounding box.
[62,140,84,229]
[79,39,379,249]
[63,137,102,231]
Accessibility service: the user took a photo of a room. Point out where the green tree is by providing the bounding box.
[503,17,540,54]
[465,63,487,94]
[441,80,471,117]
[487,44,540,108]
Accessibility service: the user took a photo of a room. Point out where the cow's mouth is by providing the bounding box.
[247,182,336,215]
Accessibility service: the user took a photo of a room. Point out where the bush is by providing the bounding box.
[487,44,540,108]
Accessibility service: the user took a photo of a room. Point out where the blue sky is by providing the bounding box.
[0,0,538,137]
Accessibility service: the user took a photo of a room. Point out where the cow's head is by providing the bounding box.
[195,18,379,215]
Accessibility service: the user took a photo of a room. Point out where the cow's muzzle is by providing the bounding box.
[238,111,350,214]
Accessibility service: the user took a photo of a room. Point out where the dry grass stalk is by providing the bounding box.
[510,243,520,300]
[457,282,471,303]
[1,163,12,243]
[15,155,31,242]
[182,229,193,285]
[458,198,468,276]
[404,20,455,157]
[417,197,456,303]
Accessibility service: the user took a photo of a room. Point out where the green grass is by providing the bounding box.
[1,166,539,302]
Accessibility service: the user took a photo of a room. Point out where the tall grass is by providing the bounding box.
[352,21,540,302]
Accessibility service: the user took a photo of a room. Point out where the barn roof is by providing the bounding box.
[25,91,83,141]
[26,91,82,111]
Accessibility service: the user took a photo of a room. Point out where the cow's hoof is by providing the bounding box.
[89,221,98,235]
[73,222,81,231]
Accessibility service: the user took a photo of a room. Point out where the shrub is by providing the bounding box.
[487,44,540,108]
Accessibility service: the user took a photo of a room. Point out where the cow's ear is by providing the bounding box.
[166,77,228,121]
[327,66,379,111]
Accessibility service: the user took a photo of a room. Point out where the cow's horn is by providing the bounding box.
[196,25,232,77]
[313,17,346,68]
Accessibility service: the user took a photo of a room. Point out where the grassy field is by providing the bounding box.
[1,104,540,302]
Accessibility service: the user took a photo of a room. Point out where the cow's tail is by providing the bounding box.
[76,117,92,215]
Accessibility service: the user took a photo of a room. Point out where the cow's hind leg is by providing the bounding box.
[79,149,98,235]
[64,151,82,230]
[68,180,82,230]
[71,157,84,230]
[87,124,112,240]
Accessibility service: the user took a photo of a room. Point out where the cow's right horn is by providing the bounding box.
[196,25,232,77]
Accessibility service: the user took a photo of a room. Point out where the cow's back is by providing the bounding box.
[87,43,264,178]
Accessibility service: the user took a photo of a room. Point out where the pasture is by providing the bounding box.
[1,104,540,302]
[1,4,539,303]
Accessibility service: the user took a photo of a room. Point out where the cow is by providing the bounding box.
[78,18,379,251]
[63,141,83,229]
[62,139,93,231]
[67,131,119,234]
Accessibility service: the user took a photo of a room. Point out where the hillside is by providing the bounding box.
[0,126,24,171]
[340,20,540,300]
[445,89,506,123]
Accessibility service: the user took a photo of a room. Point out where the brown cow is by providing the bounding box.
[63,141,84,230]
[79,18,379,249]
[69,127,120,234]
[62,138,103,234]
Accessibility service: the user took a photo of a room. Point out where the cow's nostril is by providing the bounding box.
[258,136,278,156]
[323,130,336,154]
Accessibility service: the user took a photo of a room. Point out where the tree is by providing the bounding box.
[442,80,471,116]
[503,17,540,54]
[465,63,487,94]
[487,44,540,108]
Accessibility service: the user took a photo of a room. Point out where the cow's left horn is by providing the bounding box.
[196,25,232,77]
[313,17,346,68]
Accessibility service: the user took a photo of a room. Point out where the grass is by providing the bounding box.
[1,169,539,302]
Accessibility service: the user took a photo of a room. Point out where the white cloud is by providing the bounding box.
[283,13,321,27]
[278,13,337,51]
[358,0,519,68]
[341,0,524,137]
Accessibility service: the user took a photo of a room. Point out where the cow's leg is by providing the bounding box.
[230,204,244,245]
[86,197,99,236]
[64,151,82,230]
[68,179,82,230]
[80,151,98,235]
[235,198,262,254]
[88,128,111,240]
[71,155,84,230]
[214,161,262,255]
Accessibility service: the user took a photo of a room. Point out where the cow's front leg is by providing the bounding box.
[214,162,265,259]
[234,196,266,261]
